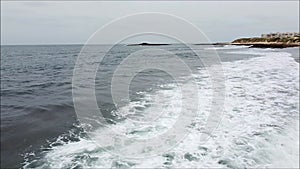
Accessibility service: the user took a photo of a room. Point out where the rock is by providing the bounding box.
[231,36,300,48]
[127,42,170,46]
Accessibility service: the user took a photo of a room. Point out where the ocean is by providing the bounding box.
[1,44,299,168]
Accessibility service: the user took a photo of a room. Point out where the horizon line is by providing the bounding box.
[1,41,231,46]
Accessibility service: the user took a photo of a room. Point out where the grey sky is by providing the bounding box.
[1,1,299,45]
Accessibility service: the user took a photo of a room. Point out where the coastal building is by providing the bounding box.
[261,32,300,39]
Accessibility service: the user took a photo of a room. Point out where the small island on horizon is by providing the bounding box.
[127,42,170,46]
[127,32,300,48]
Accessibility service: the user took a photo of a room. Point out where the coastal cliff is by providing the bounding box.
[231,33,300,48]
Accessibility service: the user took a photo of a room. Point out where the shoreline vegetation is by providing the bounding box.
[231,32,300,48]
[231,37,300,48]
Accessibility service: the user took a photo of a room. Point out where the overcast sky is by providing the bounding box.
[1,1,299,45]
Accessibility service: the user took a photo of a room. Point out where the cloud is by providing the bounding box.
[1,1,299,45]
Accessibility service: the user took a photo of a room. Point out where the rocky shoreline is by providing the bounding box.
[231,42,300,48]
[231,36,300,48]
[127,35,300,48]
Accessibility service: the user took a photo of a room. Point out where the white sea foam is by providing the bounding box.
[24,50,299,168]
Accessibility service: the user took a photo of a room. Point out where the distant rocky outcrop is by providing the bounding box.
[231,35,300,48]
[194,42,230,45]
[127,42,170,46]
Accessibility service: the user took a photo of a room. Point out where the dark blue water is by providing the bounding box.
[1,45,298,168]
[1,45,79,168]
[1,44,202,168]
